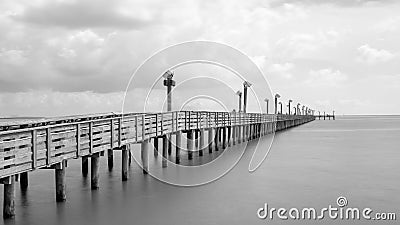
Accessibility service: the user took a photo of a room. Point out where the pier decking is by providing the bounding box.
[0,110,314,218]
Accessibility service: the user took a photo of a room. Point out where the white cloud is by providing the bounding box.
[357,44,395,63]
[275,30,340,58]
[373,16,400,32]
[267,62,294,79]
[305,68,347,87]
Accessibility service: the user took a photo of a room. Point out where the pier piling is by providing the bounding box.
[107,149,114,171]
[141,140,149,174]
[20,172,28,190]
[91,153,100,190]
[82,156,89,177]
[55,161,66,202]
[176,131,182,164]
[2,176,15,219]
[187,130,194,160]
[122,145,129,181]
[162,136,168,168]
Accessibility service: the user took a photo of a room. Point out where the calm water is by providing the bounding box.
[1,116,400,225]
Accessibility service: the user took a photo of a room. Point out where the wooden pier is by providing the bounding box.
[0,110,314,219]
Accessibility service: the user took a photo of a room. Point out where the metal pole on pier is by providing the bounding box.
[236,91,242,112]
[274,94,281,114]
[243,81,252,113]
[264,98,269,114]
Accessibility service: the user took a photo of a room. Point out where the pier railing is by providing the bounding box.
[0,111,313,178]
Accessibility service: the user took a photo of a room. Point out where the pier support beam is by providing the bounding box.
[176,131,182,164]
[91,153,100,190]
[168,134,172,156]
[187,130,194,160]
[82,156,89,177]
[162,136,168,168]
[199,129,205,156]
[222,127,227,149]
[20,172,28,190]
[214,128,219,151]
[122,145,129,181]
[153,137,159,157]
[141,140,149,174]
[2,176,15,219]
[107,149,113,171]
[55,161,66,202]
[208,128,213,153]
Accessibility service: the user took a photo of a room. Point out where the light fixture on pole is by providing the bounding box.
[162,70,175,112]
[236,91,242,112]
[288,99,293,115]
[297,103,301,115]
[279,101,283,114]
[264,98,269,114]
[274,94,281,114]
[243,81,252,113]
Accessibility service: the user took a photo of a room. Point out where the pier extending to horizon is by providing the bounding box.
[0,110,314,219]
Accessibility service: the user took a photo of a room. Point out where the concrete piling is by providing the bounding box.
[82,156,89,177]
[199,129,205,156]
[107,149,114,171]
[122,145,129,181]
[141,140,149,174]
[20,172,28,190]
[176,131,182,164]
[91,153,100,190]
[55,162,66,202]
[187,130,194,160]
[162,135,168,168]
[2,176,15,219]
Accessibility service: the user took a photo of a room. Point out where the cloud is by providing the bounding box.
[267,62,294,79]
[11,0,156,29]
[357,44,395,63]
[373,16,400,32]
[305,68,347,87]
[269,0,397,7]
[275,30,340,58]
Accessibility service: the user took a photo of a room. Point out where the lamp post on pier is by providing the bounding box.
[297,103,301,115]
[236,91,242,112]
[163,70,175,157]
[243,81,252,113]
[288,99,293,115]
[279,102,283,114]
[274,94,281,114]
[264,98,269,114]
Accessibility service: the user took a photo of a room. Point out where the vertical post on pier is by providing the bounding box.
[222,127,227,149]
[215,128,220,151]
[227,126,232,146]
[199,129,205,156]
[82,156,88,177]
[20,172,28,190]
[2,176,15,219]
[91,153,100,190]
[208,128,213,153]
[176,131,182,164]
[187,130,194,160]
[122,145,129,181]
[162,135,168,168]
[232,126,236,145]
[141,139,149,174]
[55,161,66,202]
[168,134,172,156]
[153,137,159,157]
[107,149,114,171]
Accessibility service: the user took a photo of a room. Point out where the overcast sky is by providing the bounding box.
[0,0,399,117]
